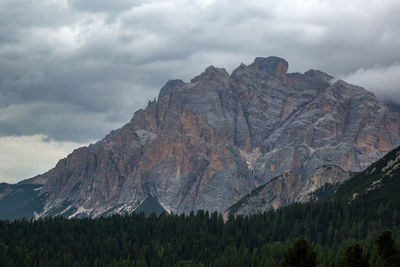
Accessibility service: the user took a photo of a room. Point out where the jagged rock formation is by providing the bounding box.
[2,56,400,219]
[226,165,349,216]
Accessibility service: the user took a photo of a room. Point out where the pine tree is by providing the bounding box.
[376,230,400,267]
[341,244,370,267]
[377,230,396,259]
[283,239,317,267]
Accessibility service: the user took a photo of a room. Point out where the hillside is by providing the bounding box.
[335,145,400,208]
[228,146,400,216]
[227,165,349,215]
[1,147,400,266]
[0,183,44,220]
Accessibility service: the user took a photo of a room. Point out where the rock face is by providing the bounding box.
[226,165,349,216]
[9,56,400,218]
[335,145,400,207]
[299,165,350,202]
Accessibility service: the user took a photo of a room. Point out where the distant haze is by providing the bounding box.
[1,0,400,182]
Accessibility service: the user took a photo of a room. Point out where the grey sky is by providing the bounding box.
[1,0,400,182]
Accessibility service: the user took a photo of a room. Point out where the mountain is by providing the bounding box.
[384,99,400,117]
[226,165,349,216]
[335,145,400,208]
[228,145,400,215]
[133,195,168,216]
[1,56,400,219]
[0,183,45,220]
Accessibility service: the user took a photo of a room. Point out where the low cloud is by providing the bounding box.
[341,63,400,103]
[1,0,400,181]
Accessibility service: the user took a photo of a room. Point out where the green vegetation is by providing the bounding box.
[340,244,370,267]
[335,147,400,209]
[283,238,317,267]
[376,230,400,266]
[1,148,399,266]
[0,198,399,266]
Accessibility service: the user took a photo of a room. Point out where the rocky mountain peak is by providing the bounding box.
[251,56,289,77]
[231,56,289,80]
[191,65,230,83]
[158,79,185,98]
[4,56,400,219]
[303,69,333,82]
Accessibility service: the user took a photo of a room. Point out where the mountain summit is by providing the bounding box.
[2,57,400,218]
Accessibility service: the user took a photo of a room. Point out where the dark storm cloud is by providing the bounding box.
[1,0,400,143]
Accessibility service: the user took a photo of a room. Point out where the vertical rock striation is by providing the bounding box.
[14,56,400,217]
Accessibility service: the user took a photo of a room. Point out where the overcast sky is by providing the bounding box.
[1,0,400,183]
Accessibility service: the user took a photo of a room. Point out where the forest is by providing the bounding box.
[0,198,399,266]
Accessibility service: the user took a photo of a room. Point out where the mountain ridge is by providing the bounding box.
[227,145,400,216]
[1,56,400,219]
[226,164,350,215]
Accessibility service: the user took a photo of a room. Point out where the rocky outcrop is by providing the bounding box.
[298,165,350,202]
[6,56,400,218]
[335,145,400,206]
[226,165,349,216]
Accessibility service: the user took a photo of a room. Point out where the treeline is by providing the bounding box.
[0,199,399,266]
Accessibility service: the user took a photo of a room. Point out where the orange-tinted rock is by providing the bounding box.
[22,57,400,218]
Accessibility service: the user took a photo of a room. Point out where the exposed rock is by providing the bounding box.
[251,57,289,77]
[4,56,400,218]
[226,165,349,216]
[334,145,400,207]
[297,165,349,202]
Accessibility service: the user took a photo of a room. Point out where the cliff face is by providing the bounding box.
[17,56,400,217]
[227,165,350,216]
[335,145,400,207]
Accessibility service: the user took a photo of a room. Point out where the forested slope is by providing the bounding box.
[1,147,399,266]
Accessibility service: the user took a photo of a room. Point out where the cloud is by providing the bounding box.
[341,63,400,103]
[0,135,86,183]
[68,0,144,13]
[1,0,400,181]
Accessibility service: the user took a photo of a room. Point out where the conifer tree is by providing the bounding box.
[341,244,370,267]
[377,230,400,267]
[283,239,317,267]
